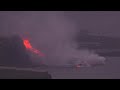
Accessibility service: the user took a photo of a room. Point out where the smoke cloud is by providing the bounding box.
[0,11,106,67]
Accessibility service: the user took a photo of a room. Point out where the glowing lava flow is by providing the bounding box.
[23,39,45,57]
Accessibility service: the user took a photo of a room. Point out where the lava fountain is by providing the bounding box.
[22,38,45,57]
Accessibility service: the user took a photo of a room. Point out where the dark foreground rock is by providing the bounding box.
[0,66,52,79]
[0,35,32,67]
[0,35,52,79]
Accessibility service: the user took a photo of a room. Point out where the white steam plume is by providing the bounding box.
[0,11,106,67]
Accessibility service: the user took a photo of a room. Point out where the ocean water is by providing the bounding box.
[35,57,120,79]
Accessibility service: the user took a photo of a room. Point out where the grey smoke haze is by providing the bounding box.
[0,11,106,66]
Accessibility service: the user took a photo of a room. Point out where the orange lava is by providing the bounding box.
[23,39,45,57]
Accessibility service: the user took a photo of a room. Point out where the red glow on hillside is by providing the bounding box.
[23,39,45,57]
[23,39,32,49]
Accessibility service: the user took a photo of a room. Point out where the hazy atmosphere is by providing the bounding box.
[0,11,120,79]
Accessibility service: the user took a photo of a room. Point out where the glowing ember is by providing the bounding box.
[76,64,81,68]
[23,39,45,57]
[23,39,32,49]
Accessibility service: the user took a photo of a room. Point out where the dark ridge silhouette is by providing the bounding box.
[0,66,52,79]
[0,35,52,79]
[0,35,32,68]
[76,30,120,57]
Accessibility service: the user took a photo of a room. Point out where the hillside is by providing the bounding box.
[0,35,32,67]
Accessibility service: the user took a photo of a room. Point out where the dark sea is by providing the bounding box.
[35,57,120,79]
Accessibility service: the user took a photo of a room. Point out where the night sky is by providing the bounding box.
[0,11,120,36]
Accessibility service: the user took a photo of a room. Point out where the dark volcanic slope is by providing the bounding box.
[0,35,32,68]
[0,66,52,79]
